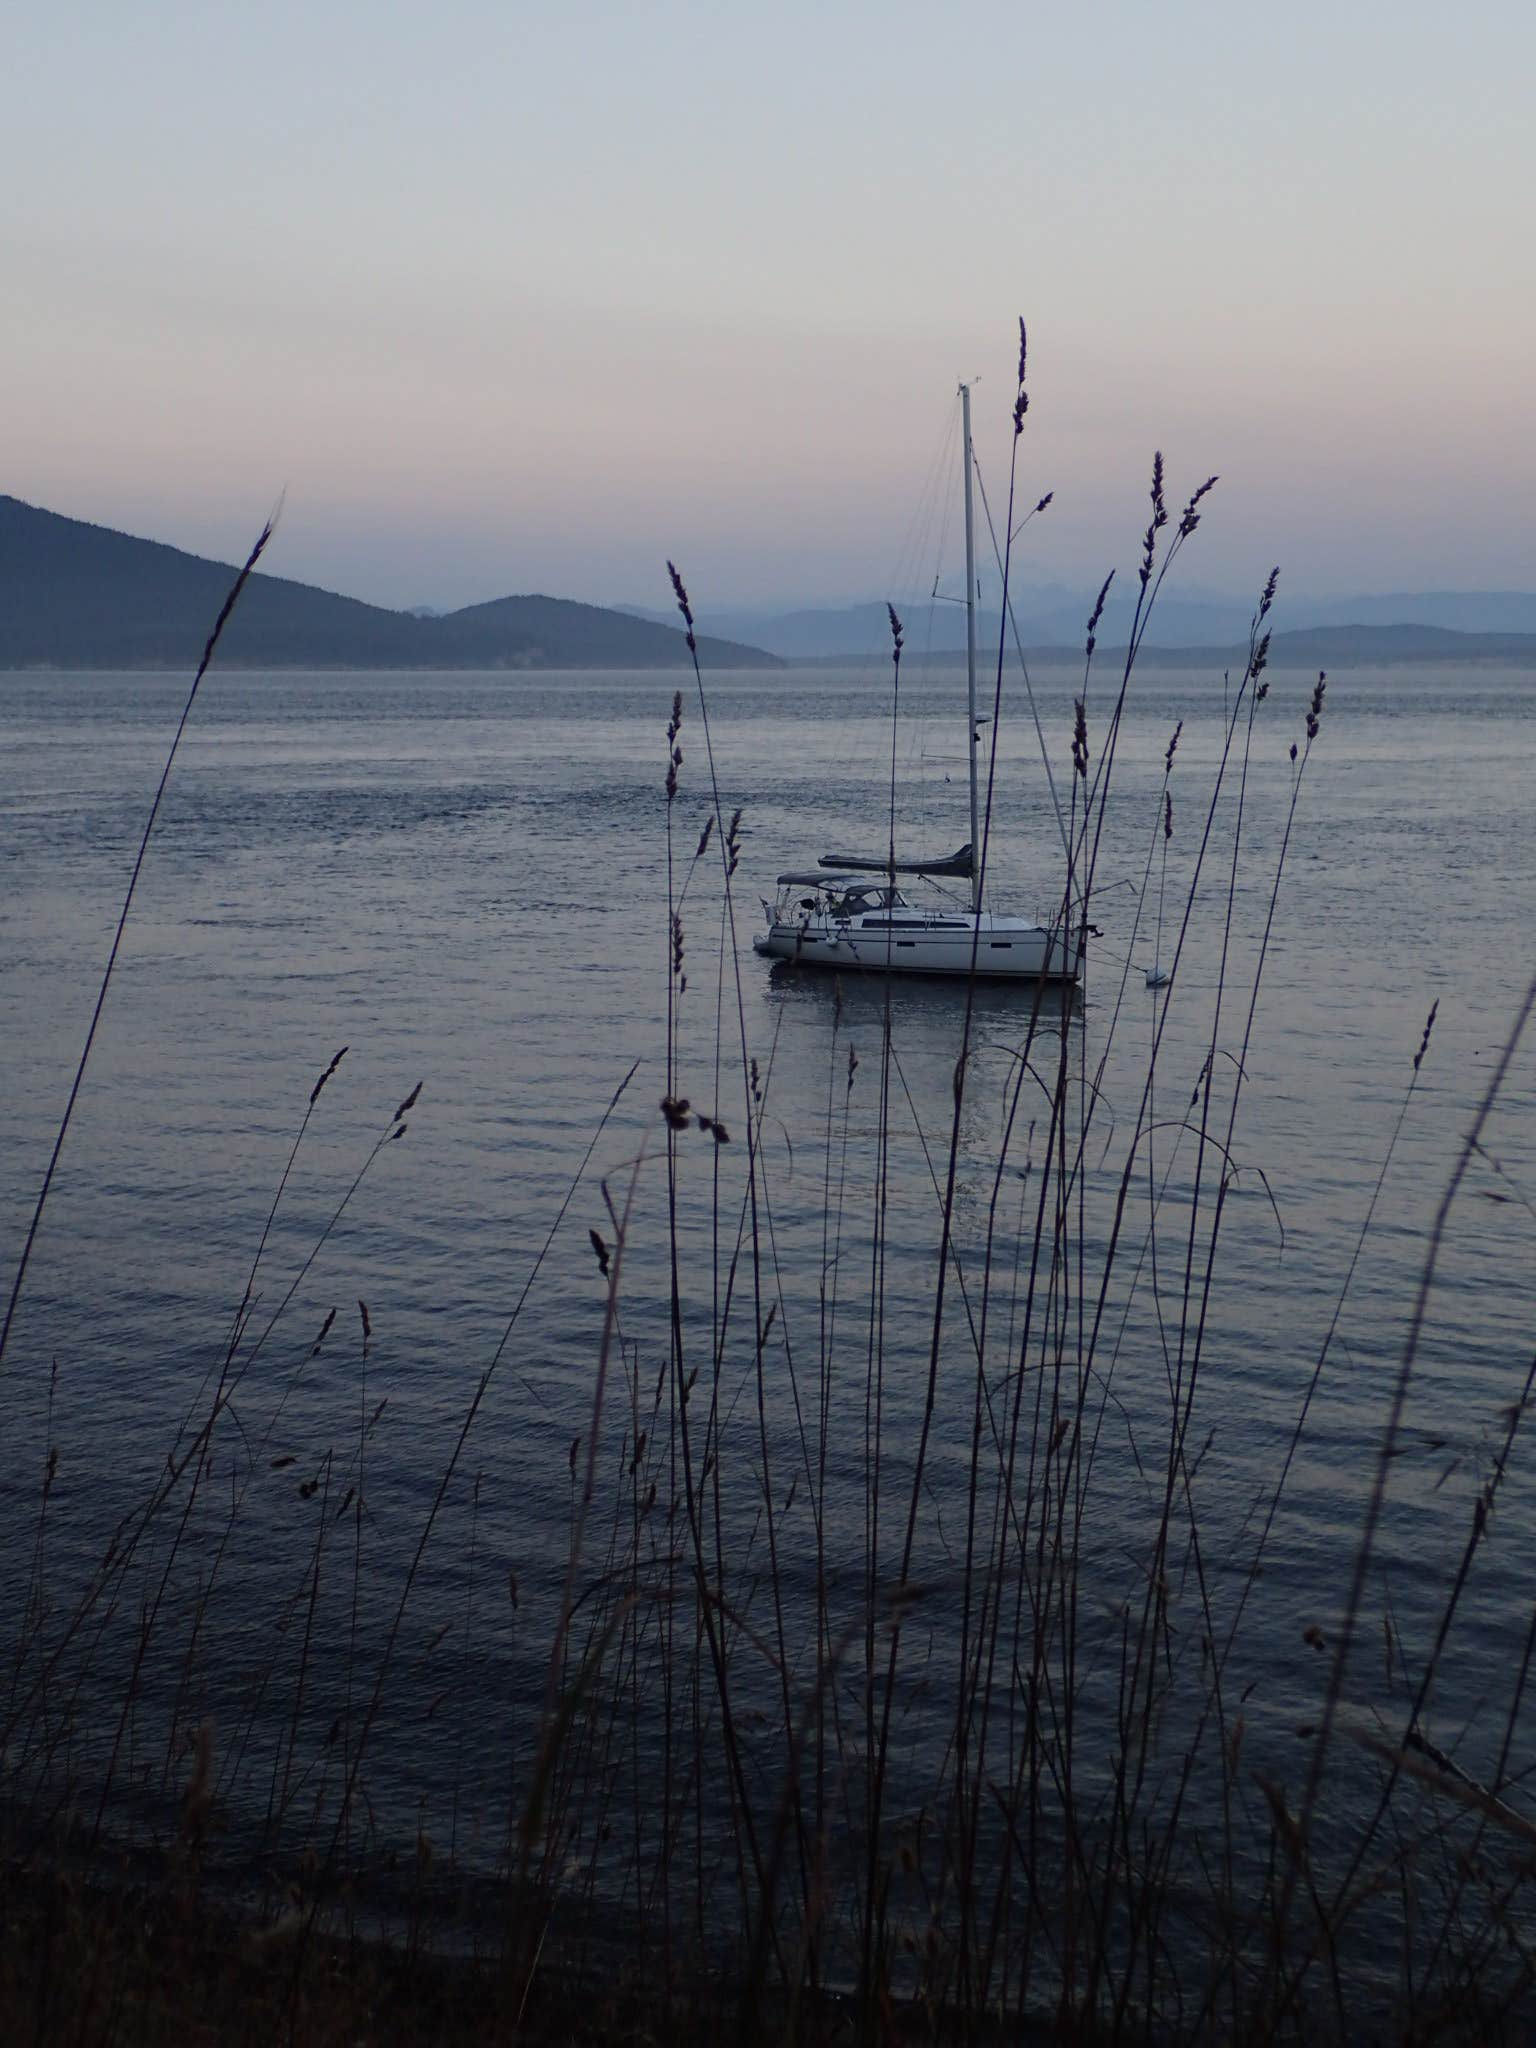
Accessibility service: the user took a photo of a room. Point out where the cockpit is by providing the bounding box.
[767,872,918,928]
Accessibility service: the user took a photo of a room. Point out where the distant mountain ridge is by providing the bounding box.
[787,623,1536,669]
[622,588,1536,660]
[0,497,779,670]
[619,593,1260,655]
[6,493,1531,672]
[1297,591,1536,635]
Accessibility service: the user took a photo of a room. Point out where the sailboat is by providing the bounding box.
[753,384,1082,983]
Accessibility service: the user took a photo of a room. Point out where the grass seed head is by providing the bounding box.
[309,1044,349,1107]
[1415,1000,1439,1072]
[1140,456,1168,587]
[1086,570,1114,659]
[1177,475,1219,539]
[666,564,695,652]
[1306,670,1327,739]
[665,703,683,799]
[1012,316,1030,436]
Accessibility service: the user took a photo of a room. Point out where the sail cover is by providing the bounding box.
[816,843,975,879]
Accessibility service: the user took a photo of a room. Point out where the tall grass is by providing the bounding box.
[3,361,1535,2044]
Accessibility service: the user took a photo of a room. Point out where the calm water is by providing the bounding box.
[2,661,1535,1945]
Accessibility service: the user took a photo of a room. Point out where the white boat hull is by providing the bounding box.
[753,912,1080,982]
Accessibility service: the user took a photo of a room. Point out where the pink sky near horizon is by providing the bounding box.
[7,0,1533,612]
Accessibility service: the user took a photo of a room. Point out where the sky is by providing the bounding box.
[7,0,1535,614]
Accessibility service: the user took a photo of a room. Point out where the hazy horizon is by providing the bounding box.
[9,2,1533,614]
[19,480,1536,631]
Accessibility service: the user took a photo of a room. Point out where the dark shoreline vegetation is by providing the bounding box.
[6,343,1536,2045]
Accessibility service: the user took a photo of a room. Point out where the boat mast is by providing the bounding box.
[960,381,981,914]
